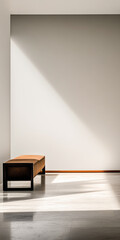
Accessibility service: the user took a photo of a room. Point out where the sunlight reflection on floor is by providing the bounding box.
[0,173,119,213]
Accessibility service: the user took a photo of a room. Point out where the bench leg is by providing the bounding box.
[3,164,7,191]
[31,178,34,191]
[42,166,45,174]
[30,164,34,190]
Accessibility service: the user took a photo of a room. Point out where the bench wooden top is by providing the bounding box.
[5,155,45,164]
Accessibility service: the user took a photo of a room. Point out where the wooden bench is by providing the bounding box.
[3,155,45,191]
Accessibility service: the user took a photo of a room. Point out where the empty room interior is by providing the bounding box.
[0,1,120,240]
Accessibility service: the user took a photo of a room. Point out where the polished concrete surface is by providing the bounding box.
[0,173,120,239]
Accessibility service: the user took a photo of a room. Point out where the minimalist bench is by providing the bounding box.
[3,155,45,191]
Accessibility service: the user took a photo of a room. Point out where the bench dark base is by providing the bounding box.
[3,163,45,191]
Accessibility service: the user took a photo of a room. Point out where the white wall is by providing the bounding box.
[10,0,120,14]
[0,0,10,182]
[11,15,120,170]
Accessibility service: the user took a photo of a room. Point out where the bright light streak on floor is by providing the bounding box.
[0,173,119,213]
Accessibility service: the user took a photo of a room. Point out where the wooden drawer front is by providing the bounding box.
[5,164,33,181]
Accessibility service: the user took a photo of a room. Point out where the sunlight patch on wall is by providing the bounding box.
[11,39,110,170]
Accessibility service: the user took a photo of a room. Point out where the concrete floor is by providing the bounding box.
[0,173,120,240]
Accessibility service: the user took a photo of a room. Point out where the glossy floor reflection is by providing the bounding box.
[0,173,120,240]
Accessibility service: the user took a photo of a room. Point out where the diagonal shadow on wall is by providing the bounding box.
[11,15,120,169]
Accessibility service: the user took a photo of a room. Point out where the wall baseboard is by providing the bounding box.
[46,170,120,173]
